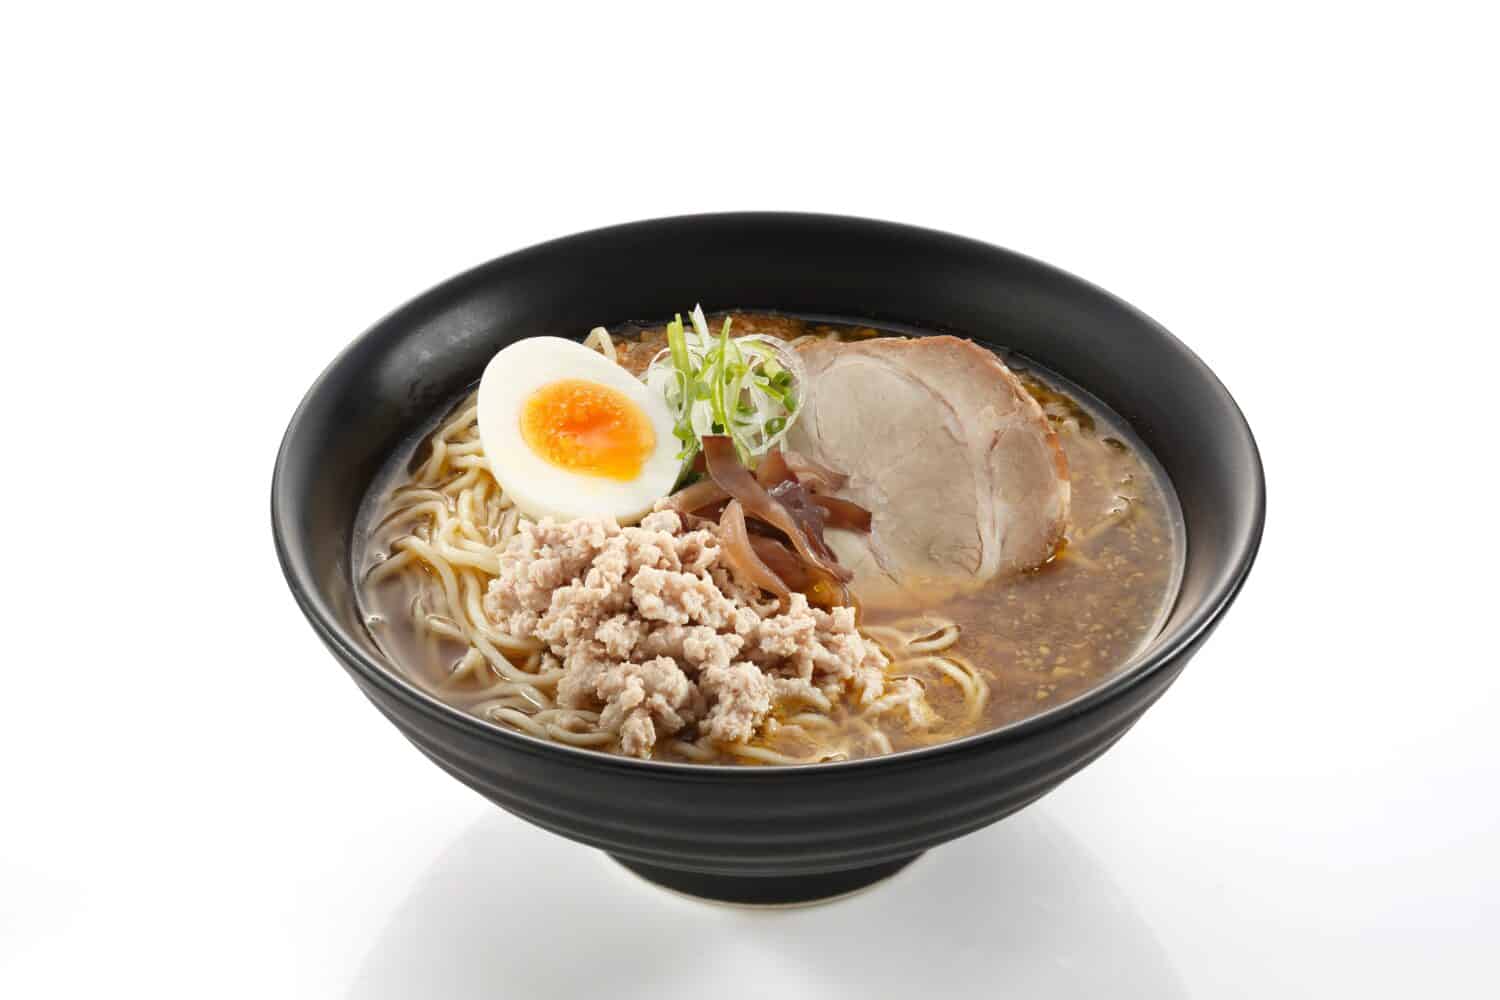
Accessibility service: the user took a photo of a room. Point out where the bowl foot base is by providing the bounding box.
[609,853,922,907]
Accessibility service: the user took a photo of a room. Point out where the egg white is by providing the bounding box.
[476,337,680,523]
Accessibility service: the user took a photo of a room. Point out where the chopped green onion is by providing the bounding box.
[642,305,806,482]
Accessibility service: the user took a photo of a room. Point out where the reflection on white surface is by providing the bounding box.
[348,810,1185,999]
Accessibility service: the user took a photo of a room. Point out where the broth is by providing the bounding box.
[355,314,1183,763]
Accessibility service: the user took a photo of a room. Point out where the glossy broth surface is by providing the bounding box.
[356,314,1184,761]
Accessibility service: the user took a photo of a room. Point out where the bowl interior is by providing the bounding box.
[273,213,1263,750]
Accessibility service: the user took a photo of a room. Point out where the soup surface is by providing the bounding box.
[356,314,1183,763]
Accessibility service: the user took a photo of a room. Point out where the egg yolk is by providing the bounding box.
[520,379,656,481]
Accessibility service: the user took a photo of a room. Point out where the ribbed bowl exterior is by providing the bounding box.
[356,651,1193,877]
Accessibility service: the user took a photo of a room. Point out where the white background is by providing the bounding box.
[4,4,1496,998]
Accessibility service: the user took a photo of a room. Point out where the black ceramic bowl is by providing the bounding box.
[272,213,1264,905]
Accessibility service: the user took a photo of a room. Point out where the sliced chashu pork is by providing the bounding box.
[785,336,1070,607]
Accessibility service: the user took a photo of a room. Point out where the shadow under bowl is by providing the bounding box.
[271,213,1265,904]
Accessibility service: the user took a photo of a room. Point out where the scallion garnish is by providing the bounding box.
[643,304,806,480]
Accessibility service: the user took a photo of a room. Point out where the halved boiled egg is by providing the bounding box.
[476,337,680,522]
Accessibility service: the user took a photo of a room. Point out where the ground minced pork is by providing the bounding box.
[482,510,891,757]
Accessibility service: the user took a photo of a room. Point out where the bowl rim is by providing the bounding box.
[271,211,1266,777]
